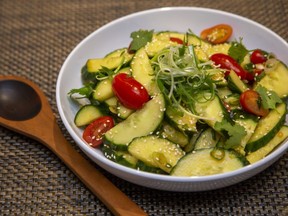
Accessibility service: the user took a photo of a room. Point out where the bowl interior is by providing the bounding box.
[56,7,288,191]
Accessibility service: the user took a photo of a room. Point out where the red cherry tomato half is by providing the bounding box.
[83,116,114,147]
[210,53,252,81]
[250,49,267,64]
[112,73,150,110]
[170,37,184,45]
[240,90,269,117]
[200,24,233,44]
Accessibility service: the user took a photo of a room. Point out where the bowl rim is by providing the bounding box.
[56,6,288,184]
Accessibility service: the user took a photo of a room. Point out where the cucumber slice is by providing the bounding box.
[161,121,189,147]
[102,144,138,168]
[207,69,227,87]
[104,93,165,150]
[135,160,166,174]
[217,87,233,99]
[144,32,179,57]
[187,34,231,61]
[245,103,286,153]
[104,97,118,114]
[104,48,134,65]
[74,105,103,127]
[165,105,197,132]
[227,70,249,93]
[131,47,156,94]
[82,56,124,83]
[194,94,230,130]
[232,111,258,155]
[116,102,134,119]
[246,126,288,163]
[86,56,124,73]
[184,130,203,153]
[187,34,211,61]
[93,78,114,102]
[171,148,248,176]
[193,128,221,150]
[128,135,185,173]
[254,61,288,98]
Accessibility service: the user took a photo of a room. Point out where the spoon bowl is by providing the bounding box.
[0,75,147,216]
[0,80,41,121]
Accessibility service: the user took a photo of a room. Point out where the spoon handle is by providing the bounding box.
[0,75,146,215]
[42,120,147,216]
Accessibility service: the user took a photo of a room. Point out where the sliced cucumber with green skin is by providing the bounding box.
[222,93,240,110]
[207,69,227,87]
[186,34,211,61]
[193,127,221,150]
[104,97,118,114]
[93,78,114,102]
[245,103,287,153]
[193,94,230,131]
[184,129,204,153]
[82,56,124,84]
[135,160,166,174]
[187,34,231,61]
[104,96,118,107]
[131,47,156,94]
[116,102,134,119]
[74,105,103,127]
[232,110,259,155]
[104,93,165,151]
[104,48,134,65]
[144,32,180,57]
[227,70,248,93]
[165,105,197,132]
[102,144,138,168]
[128,135,185,173]
[161,121,189,147]
[246,126,288,164]
[86,56,124,73]
[217,87,233,99]
[254,61,288,98]
[170,148,248,176]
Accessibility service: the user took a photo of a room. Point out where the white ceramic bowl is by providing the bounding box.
[56,7,288,192]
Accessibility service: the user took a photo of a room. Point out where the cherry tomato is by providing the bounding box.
[83,116,114,147]
[112,73,150,110]
[240,90,269,117]
[200,24,233,44]
[210,53,253,81]
[250,49,267,64]
[170,37,184,45]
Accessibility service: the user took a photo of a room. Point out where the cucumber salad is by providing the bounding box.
[69,24,288,176]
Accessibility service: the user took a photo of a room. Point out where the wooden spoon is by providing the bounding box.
[0,75,147,216]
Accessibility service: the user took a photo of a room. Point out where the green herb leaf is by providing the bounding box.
[215,119,247,149]
[130,29,153,51]
[255,85,282,109]
[68,83,94,98]
[96,66,115,79]
[228,39,248,63]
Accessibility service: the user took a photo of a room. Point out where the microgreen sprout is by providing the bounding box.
[153,43,222,120]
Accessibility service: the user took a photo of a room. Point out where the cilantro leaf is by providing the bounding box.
[215,119,247,149]
[228,39,248,63]
[130,29,153,51]
[255,85,282,109]
[68,82,94,98]
[97,66,115,79]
